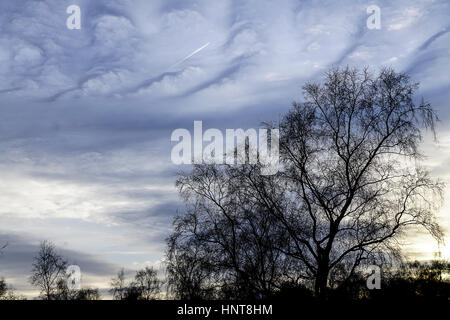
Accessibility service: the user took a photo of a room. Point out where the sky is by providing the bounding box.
[0,0,449,298]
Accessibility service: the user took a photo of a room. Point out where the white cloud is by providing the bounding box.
[388,7,423,31]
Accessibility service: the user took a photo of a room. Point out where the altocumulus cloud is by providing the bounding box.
[0,0,450,295]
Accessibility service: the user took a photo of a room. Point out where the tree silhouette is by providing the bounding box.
[167,67,444,299]
[30,240,68,300]
[277,67,443,297]
[167,169,298,299]
[110,269,127,300]
[167,227,219,299]
[130,266,161,300]
[110,267,161,300]
[50,278,100,300]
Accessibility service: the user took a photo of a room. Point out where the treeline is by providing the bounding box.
[166,241,450,301]
[332,260,450,301]
[0,239,449,301]
[1,241,162,300]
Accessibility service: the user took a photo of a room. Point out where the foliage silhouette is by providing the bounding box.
[30,241,68,300]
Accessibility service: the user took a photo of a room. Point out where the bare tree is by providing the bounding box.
[131,266,161,300]
[276,66,443,297]
[30,241,68,300]
[168,67,444,299]
[110,267,162,300]
[167,221,220,299]
[110,269,126,300]
[169,164,305,299]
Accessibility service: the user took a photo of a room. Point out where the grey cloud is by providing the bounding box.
[0,0,450,296]
[418,25,450,51]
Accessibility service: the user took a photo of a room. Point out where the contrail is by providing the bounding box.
[170,42,210,69]
[125,42,210,95]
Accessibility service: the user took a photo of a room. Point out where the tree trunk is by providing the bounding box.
[314,256,330,300]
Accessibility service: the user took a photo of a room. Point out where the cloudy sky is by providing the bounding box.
[0,0,449,298]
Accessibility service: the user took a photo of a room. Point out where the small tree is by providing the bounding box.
[53,277,79,300]
[110,267,162,300]
[131,266,161,300]
[30,241,68,300]
[110,269,126,300]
